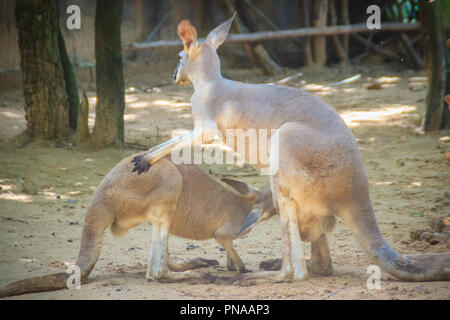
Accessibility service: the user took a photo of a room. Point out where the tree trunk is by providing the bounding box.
[15,0,71,140]
[312,0,328,66]
[56,1,79,131]
[91,0,125,148]
[419,0,449,131]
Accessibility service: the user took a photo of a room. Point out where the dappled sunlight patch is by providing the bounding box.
[408,76,427,83]
[0,192,33,203]
[20,258,39,263]
[303,84,337,96]
[408,182,422,188]
[374,76,401,84]
[375,181,394,186]
[171,128,192,138]
[153,99,191,108]
[340,104,417,127]
[124,113,138,122]
[127,100,150,109]
[178,113,193,119]
[0,110,23,119]
[0,184,14,191]
[342,88,357,94]
[125,94,138,103]
[42,190,58,200]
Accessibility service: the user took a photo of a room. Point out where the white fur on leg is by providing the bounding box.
[277,194,308,280]
[147,222,170,280]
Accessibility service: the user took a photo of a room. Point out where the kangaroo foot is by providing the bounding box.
[238,267,253,274]
[169,257,219,272]
[232,270,306,286]
[306,257,333,276]
[259,258,333,276]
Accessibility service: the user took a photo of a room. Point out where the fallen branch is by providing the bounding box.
[351,34,401,60]
[400,33,424,69]
[328,74,361,87]
[267,72,303,85]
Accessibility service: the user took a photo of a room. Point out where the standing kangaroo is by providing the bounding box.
[132,15,449,282]
[0,154,275,297]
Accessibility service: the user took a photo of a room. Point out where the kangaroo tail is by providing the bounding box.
[342,205,450,282]
[0,203,114,298]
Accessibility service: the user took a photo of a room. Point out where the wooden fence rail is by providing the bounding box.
[124,22,420,52]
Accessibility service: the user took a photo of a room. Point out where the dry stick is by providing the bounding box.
[400,33,424,69]
[364,33,374,53]
[350,37,396,62]
[351,33,401,60]
[145,0,180,42]
[242,0,303,49]
[266,72,304,85]
[224,0,281,75]
[321,287,347,300]
[253,43,283,75]
[397,40,413,67]
[222,0,256,68]
[327,73,361,87]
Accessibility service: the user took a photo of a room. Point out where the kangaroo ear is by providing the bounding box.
[205,12,235,49]
[221,177,257,198]
[177,19,197,51]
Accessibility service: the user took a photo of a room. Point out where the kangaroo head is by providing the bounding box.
[173,14,235,85]
[221,178,276,236]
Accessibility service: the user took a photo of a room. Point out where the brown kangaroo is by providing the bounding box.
[0,154,275,297]
[131,15,450,282]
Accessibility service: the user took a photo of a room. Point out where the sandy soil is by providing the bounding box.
[0,63,449,300]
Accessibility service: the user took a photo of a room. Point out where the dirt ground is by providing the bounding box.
[0,62,449,300]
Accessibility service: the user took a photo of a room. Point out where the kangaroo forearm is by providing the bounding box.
[145,126,222,164]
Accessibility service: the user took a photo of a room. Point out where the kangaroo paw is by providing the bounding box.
[131,155,151,174]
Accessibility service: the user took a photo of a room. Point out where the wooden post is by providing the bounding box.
[338,0,350,55]
[312,0,328,66]
[329,0,347,62]
[301,0,313,66]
